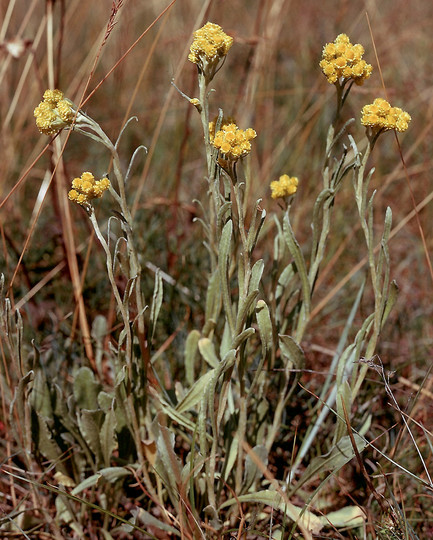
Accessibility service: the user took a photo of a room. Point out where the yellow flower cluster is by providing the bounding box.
[270,175,299,200]
[361,98,411,133]
[320,34,372,85]
[188,22,233,65]
[68,172,110,206]
[34,89,74,135]
[209,115,236,141]
[212,123,257,161]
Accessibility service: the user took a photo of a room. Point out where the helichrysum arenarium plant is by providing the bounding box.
[2,20,422,539]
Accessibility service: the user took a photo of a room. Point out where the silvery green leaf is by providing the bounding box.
[334,381,352,443]
[318,506,365,529]
[73,367,102,410]
[256,300,273,353]
[296,433,366,492]
[98,391,114,413]
[78,410,104,463]
[219,489,322,534]
[219,220,233,271]
[205,269,222,323]
[276,263,296,303]
[232,327,255,350]
[30,369,52,417]
[247,207,266,253]
[220,320,231,358]
[279,335,305,370]
[10,370,33,448]
[132,508,180,536]
[243,444,268,492]
[249,259,264,296]
[184,330,200,386]
[150,268,163,341]
[100,408,117,467]
[236,289,259,330]
[283,213,310,314]
[33,412,64,467]
[91,314,107,343]
[222,434,238,482]
[311,188,334,259]
[219,220,235,332]
[176,369,215,413]
[155,425,181,501]
[217,201,232,232]
[71,467,132,495]
[198,338,220,368]
[382,280,399,325]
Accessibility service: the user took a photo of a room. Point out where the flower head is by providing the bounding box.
[68,172,110,206]
[361,98,411,134]
[209,115,237,141]
[320,34,372,85]
[212,122,257,161]
[188,22,233,81]
[270,175,299,200]
[34,89,75,135]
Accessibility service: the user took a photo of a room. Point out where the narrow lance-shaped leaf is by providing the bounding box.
[243,444,268,492]
[248,259,264,296]
[279,334,305,370]
[73,367,102,410]
[176,369,216,413]
[381,280,399,326]
[184,330,201,386]
[294,433,367,492]
[311,188,334,260]
[150,268,163,341]
[218,220,235,335]
[100,408,117,467]
[219,490,322,535]
[283,213,310,316]
[198,337,220,368]
[205,268,222,323]
[256,300,273,354]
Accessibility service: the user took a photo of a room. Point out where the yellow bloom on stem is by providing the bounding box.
[211,122,257,161]
[68,172,110,206]
[188,22,233,81]
[320,34,372,85]
[34,89,75,135]
[270,175,299,200]
[361,98,411,133]
[209,115,236,141]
